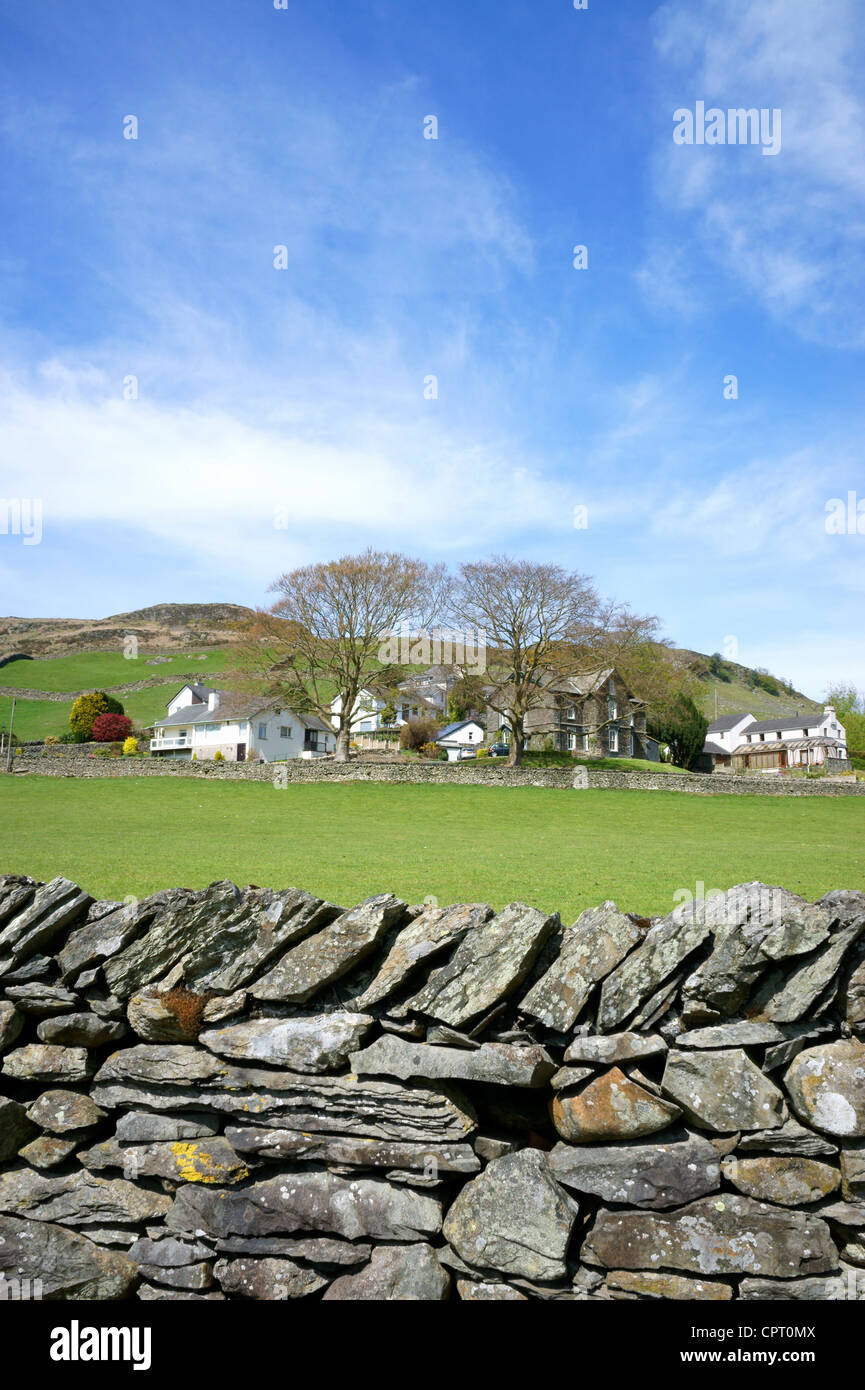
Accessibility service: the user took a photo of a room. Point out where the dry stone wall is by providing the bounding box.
[2,873,865,1301]
[12,747,865,795]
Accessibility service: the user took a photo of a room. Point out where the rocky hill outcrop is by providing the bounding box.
[1,874,865,1301]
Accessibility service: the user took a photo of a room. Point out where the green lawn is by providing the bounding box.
[2,776,863,921]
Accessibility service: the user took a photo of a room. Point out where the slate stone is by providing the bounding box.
[738,1119,838,1158]
[604,1270,732,1301]
[519,902,642,1032]
[0,1168,172,1225]
[225,1127,479,1176]
[0,1098,37,1161]
[751,918,865,1023]
[661,1049,785,1132]
[550,1065,594,1091]
[349,1033,555,1088]
[36,1012,126,1047]
[250,895,407,1003]
[350,902,493,1011]
[596,896,716,1033]
[842,952,865,1030]
[582,1195,838,1277]
[126,991,192,1042]
[199,1011,374,1072]
[680,885,831,1022]
[128,1237,212,1267]
[57,896,160,982]
[137,1261,213,1291]
[4,982,81,1015]
[78,1136,250,1185]
[92,1044,476,1141]
[722,1155,840,1205]
[457,1279,528,1300]
[675,1020,830,1049]
[2,1044,92,1083]
[115,1110,220,1142]
[563,1031,666,1066]
[551,1067,682,1142]
[400,903,558,1028]
[214,1256,327,1299]
[442,1149,578,1281]
[785,1040,865,1137]
[322,1243,450,1300]
[25,1088,107,1134]
[840,1147,865,1201]
[0,877,91,965]
[166,1172,443,1241]
[0,1213,139,1299]
[0,1000,23,1052]
[137,1285,225,1301]
[214,1236,370,1265]
[183,888,343,994]
[550,1131,720,1209]
[18,1135,79,1169]
[739,1274,856,1300]
[101,881,243,997]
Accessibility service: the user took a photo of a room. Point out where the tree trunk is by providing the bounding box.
[334,722,351,762]
[507,714,523,767]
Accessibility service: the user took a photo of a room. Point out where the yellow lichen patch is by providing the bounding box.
[169,1141,248,1184]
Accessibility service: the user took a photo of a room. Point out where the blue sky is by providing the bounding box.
[1,0,863,696]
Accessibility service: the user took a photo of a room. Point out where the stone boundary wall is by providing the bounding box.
[2,872,865,1302]
[9,747,865,795]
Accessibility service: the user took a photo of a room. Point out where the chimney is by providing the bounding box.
[207,691,219,712]
[824,704,836,718]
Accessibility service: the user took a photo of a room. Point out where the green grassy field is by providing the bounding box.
[0,650,231,742]
[2,776,862,921]
[0,650,229,692]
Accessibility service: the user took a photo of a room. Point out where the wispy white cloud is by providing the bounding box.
[645,0,865,346]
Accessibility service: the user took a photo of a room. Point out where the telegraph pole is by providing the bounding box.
[4,697,15,774]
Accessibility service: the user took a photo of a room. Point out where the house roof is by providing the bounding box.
[731,737,843,755]
[703,740,731,757]
[154,697,332,732]
[744,714,827,734]
[167,681,214,708]
[436,719,485,741]
[707,713,755,733]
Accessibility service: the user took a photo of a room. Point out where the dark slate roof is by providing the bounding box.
[706,713,754,733]
[436,719,485,741]
[702,740,731,757]
[745,714,826,734]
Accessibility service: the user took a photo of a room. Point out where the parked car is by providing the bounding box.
[486,743,510,757]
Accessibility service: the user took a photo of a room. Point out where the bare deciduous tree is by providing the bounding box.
[234,549,446,761]
[450,555,656,766]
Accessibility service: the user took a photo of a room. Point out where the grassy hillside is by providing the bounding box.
[3,777,862,918]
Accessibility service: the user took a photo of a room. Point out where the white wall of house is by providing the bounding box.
[711,715,755,752]
[166,685,208,717]
[152,706,335,761]
[437,720,485,760]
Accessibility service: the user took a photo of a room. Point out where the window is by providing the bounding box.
[608,698,617,721]
[609,729,619,753]
[582,732,589,751]
[280,726,290,739]
[567,732,577,751]
[205,723,218,732]
[566,705,576,721]
[258,723,267,739]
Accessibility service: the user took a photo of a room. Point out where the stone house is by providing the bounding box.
[484,668,654,759]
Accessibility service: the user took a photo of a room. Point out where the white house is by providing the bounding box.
[435,719,486,761]
[151,684,335,762]
[330,683,439,735]
[703,706,848,772]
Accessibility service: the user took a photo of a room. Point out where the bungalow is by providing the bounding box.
[435,719,486,761]
[484,668,654,759]
[151,684,335,762]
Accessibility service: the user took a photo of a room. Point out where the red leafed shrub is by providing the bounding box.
[91,712,133,743]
